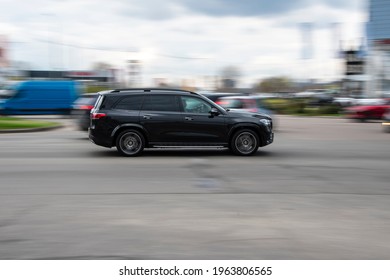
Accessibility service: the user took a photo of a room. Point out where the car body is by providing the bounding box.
[307,94,334,107]
[216,95,275,117]
[200,92,248,104]
[293,89,330,98]
[72,93,99,130]
[89,88,273,156]
[0,80,80,115]
[333,97,356,107]
[344,99,390,121]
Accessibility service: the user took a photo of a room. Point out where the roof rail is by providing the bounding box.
[111,88,197,94]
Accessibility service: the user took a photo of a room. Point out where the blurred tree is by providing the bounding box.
[256,76,292,93]
[220,65,240,89]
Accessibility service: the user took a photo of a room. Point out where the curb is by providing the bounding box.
[0,124,64,134]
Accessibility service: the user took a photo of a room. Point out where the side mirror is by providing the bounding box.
[210,108,220,116]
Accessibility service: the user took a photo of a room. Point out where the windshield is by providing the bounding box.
[74,96,98,105]
[0,85,16,99]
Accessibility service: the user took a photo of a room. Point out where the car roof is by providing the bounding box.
[79,92,99,97]
[99,88,199,97]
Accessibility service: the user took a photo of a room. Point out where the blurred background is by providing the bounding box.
[2,0,390,120]
[0,0,375,94]
[1,0,390,260]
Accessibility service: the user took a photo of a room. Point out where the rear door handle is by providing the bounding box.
[143,115,151,120]
[185,116,193,121]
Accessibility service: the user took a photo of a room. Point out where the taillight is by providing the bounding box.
[91,113,106,119]
[80,105,94,110]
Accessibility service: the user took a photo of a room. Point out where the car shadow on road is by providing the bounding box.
[89,148,274,158]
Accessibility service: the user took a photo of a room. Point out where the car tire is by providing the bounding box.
[230,129,260,156]
[116,130,145,156]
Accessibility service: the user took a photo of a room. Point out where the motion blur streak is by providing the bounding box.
[0,116,389,259]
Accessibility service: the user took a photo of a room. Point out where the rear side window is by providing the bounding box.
[101,96,121,109]
[113,95,144,111]
[141,95,180,112]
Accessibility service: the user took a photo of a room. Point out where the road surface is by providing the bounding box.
[0,116,389,259]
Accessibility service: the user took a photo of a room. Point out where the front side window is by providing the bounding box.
[0,85,16,99]
[181,96,213,114]
[142,95,180,112]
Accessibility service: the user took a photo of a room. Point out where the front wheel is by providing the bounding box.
[230,129,260,156]
[116,130,145,156]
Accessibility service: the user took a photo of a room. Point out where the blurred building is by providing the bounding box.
[0,36,9,67]
[127,60,141,87]
[341,48,366,97]
[366,0,390,97]
[24,70,117,83]
[0,35,10,84]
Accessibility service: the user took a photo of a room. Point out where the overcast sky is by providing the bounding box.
[0,0,367,87]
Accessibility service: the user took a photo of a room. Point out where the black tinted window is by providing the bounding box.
[114,95,144,110]
[142,95,180,112]
[101,95,121,109]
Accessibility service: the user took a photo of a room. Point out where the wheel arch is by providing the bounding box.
[111,124,149,147]
[228,123,268,147]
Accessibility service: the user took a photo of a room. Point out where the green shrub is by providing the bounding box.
[262,98,340,116]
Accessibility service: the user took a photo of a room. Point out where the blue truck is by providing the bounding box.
[0,80,81,115]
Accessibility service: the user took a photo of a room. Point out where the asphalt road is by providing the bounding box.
[0,116,389,259]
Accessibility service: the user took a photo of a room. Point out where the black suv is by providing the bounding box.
[89,88,273,156]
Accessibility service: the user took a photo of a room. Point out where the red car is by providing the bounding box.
[344,99,390,121]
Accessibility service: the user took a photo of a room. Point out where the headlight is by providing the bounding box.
[259,119,271,127]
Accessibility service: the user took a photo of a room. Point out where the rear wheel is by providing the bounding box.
[230,129,259,156]
[116,130,145,156]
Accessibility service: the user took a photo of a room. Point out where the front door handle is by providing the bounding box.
[185,116,193,121]
[143,115,151,120]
